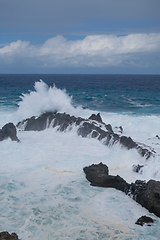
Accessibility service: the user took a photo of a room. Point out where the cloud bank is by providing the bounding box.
[0,33,160,73]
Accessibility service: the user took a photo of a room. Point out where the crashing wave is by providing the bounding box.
[16,80,80,120]
[17,112,155,160]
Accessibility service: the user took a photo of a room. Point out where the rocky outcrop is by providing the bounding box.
[16,112,154,159]
[135,215,155,226]
[83,162,129,192]
[0,123,20,142]
[129,179,160,217]
[0,232,19,239]
[83,162,160,218]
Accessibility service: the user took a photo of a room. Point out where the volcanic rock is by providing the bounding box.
[120,136,137,150]
[83,162,109,186]
[84,162,160,218]
[129,179,160,217]
[132,164,144,173]
[0,232,19,239]
[83,162,129,192]
[88,113,103,123]
[0,123,20,142]
[135,215,155,226]
[16,112,155,159]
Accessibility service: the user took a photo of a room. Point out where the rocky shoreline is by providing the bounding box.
[0,111,155,161]
[0,111,159,236]
[16,112,160,218]
[16,112,155,160]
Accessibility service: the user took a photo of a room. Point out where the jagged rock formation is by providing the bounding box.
[17,112,155,159]
[0,232,19,240]
[83,162,160,218]
[0,123,20,142]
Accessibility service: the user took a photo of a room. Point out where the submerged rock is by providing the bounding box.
[0,123,20,142]
[132,164,144,173]
[16,112,155,159]
[135,215,155,226]
[0,231,19,239]
[84,162,160,218]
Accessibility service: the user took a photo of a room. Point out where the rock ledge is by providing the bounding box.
[83,162,160,218]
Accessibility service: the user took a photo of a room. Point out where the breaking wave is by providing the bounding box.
[16,80,80,120]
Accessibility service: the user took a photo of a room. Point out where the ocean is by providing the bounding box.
[0,74,160,239]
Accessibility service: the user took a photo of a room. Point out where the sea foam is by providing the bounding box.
[0,127,160,239]
[1,79,160,239]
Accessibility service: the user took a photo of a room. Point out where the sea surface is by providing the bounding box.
[0,74,160,239]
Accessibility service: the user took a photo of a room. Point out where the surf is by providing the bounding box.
[1,75,160,239]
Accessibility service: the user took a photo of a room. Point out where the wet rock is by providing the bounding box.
[113,126,123,134]
[119,126,123,133]
[83,162,129,192]
[120,136,137,150]
[0,231,19,239]
[88,113,103,123]
[16,112,155,159]
[83,162,109,186]
[0,123,20,142]
[156,135,160,140]
[137,146,154,159]
[17,112,79,132]
[132,164,144,173]
[129,179,160,217]
[135,215,155,226]
[84,162,160,218]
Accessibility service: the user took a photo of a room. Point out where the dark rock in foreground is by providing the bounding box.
[0,123,20,142]
[83,162,109,186]
[17,112,154,159]
[130,179,160,217]
[0,232,19,240]
[83,162,160,218]
[83,162,129,192]
[135,215,155,226]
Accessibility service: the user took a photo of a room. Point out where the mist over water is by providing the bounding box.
[1,75,160,239]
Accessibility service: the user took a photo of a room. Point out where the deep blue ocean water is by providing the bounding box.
[0,74,160,115]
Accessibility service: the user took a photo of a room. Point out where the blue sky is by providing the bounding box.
[0,0,160,74]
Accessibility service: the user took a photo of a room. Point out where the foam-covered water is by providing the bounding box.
[1,74,160,239]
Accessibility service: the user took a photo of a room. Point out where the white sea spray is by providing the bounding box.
[16,80,81,121]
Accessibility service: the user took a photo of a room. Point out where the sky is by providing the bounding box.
[0,0,160,74]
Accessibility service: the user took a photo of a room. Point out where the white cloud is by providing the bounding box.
[0,33,160,70]
[0,40,30,55]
